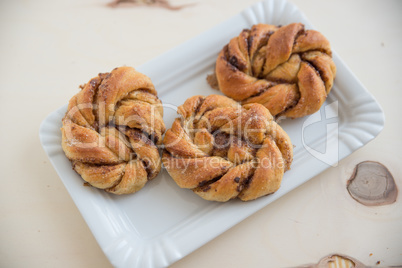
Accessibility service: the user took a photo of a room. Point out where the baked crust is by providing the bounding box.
[214,23,336,118]
[61,67,165,195]
[162,94,293,202]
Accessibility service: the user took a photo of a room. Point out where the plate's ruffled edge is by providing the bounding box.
[332,51,385,158]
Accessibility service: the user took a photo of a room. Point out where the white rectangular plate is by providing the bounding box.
[39,0,384,267]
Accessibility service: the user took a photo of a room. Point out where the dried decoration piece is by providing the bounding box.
[347,161,398,206]
[302,254,367,268]
[108,0,190,10]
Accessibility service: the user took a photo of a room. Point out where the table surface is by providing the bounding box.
[1,0,401,267]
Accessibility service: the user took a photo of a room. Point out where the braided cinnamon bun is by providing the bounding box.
[212,23,336,118]
[61,67,165,195]
[162,94,293,202]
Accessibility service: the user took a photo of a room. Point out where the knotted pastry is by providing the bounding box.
[211,23,336,118]
[61,67,166,195]
[162,95,293,202]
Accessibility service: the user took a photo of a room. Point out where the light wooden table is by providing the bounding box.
[1,0,401,267]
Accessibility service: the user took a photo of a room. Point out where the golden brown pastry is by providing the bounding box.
[212,23,336,118]
[61,67,166,195]
[162,94,293,202]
